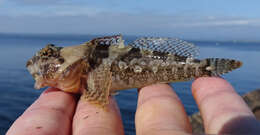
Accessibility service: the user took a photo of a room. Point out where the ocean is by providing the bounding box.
[0,33,260,134]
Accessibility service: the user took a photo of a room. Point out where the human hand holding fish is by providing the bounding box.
[6,77,260,134]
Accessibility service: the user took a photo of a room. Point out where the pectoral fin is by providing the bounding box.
[81,68,112,107]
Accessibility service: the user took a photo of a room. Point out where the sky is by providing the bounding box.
[0,0,260,41]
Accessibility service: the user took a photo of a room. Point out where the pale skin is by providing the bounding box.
[7,77,260,135]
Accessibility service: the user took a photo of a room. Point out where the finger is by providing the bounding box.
[72,96,124,135]
[192,77,260,134]
[135,83,192,135]
[6,87,77,135]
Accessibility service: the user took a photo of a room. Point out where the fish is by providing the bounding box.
[26,35,242,106]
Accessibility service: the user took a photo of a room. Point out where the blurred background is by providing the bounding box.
[0,0,260,134]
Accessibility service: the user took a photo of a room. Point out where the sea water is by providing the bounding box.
[0,33,260,134]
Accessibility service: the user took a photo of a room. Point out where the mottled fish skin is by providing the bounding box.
[26,35,242,106]
[109,47,242,91]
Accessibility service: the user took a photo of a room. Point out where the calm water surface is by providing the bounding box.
[0,34,260,134]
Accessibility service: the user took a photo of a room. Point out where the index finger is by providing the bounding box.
[192,77,260,134]
[6,87,77,135]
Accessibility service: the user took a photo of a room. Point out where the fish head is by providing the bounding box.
[26,44,88,93]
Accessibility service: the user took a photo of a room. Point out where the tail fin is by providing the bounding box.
[204,58,243,76]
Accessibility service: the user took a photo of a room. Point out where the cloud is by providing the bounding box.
[0,1,104,17]
[170,17,260,27]
[8,0,63,5]
[0,2,259,41]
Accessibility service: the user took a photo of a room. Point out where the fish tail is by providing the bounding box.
[203,58,243,76]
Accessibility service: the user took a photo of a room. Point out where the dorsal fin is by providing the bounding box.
[129,37,199,58]
[91,34,124,47]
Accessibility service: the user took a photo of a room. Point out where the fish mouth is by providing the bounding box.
[34,77,46,89]
[34,76,60,90]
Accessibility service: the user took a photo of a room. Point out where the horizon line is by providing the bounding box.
[1,32,260,43]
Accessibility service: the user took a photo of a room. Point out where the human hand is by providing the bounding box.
[6,77,260,135]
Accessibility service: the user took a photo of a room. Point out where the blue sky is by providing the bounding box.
[0,0,260,41]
